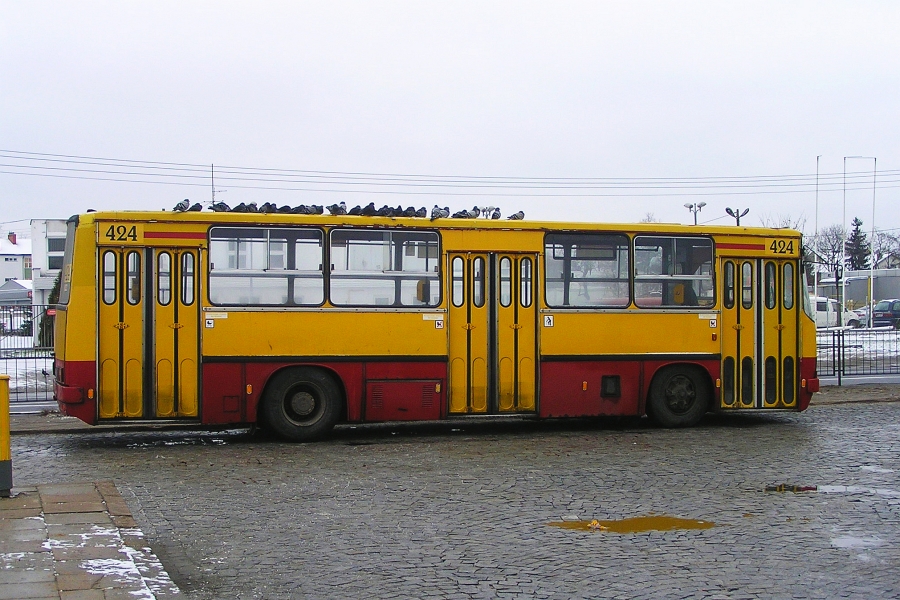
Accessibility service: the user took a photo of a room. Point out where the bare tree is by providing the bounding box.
[872,230,900,268]
[759,213,807,232]
[640,212,659,223]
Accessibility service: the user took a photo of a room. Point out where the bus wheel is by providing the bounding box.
[262,368,341,441]
[647,366,709,428]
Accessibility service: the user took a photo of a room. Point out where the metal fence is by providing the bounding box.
[817,327,900,383]
[0,304,55,402]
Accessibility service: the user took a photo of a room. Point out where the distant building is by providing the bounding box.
[0,232,32,284]
[844,268,900,307]
[30,219,67,306]
[0,279,32,305]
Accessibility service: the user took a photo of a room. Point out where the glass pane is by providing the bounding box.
[520,258,533,308]
[157,253,171,306]
[634,236,713,308]
[209,276,289,305]
[765,262,776,309]
[722,356,735,405]
[783,357,795,403]
[181,253,195,305]
[545,233,630,307]
[102,251,116,305]
[499,257,512,307]
[741,262,753,309]
[765,356,777,402]
[724,261,735,309]
[452,257,464,307]
[126,251,141,305]
[473,257,485,307]
[783,263,794,309]
[330,229,439,307]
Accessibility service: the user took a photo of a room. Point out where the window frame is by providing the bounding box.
[633,235,715,309]
[543,232,631,309]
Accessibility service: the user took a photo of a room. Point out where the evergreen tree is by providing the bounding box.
[844,217,871,270]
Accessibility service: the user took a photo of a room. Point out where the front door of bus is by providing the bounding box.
[448,253,537,414]
[719,258,798,409]
[98,247,200,419]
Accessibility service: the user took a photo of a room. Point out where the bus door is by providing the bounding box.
[760,260,798,408]
[448,253,538,414]
[152,249,200,418]
[720,258,798,409]
[98,247,200,419]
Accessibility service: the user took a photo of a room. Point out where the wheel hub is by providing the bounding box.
[289,391,316,417]
[665,375,696,414]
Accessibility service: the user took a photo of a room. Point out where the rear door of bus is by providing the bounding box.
[98,243,200,419]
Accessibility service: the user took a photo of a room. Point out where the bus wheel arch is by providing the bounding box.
[646,364,711,428]
[260,366,343,441]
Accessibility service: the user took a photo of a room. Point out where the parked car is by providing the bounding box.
[813,297,860,328]
[872,299,900,329]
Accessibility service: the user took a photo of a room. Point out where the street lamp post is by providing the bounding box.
[725,207,749,226]
[684,202,706,225]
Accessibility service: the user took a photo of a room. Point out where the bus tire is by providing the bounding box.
[647,366,709,428]
[261,368,342,441]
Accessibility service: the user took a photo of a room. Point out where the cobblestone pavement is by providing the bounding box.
[9,402,900,599]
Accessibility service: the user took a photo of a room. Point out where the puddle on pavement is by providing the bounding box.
[548,515,715,533]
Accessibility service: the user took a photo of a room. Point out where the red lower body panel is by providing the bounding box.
[201,360,447,425]
[798,357,818,411]
[54,359,97,425]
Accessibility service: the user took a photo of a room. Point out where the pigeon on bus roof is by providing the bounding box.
[348,205,362,215]
[188,203,203,212]
[259,202,277,214]
[376,205,393,217]
[327,202,347,215]
[490,207,501,220]
[246,202,259,213]
[465,206,480,218]
[507,210,524,220]
[451,209,468,218]
[211,201,230,212]
[415,206,427,218]
[173,199,190,212]
[431,205,450,220]
[277,205,293,213]
[309,205,324,214]
[402,206,417,217]
[361,202,377,216]
[232,202,249,213]
[291,204,310,214]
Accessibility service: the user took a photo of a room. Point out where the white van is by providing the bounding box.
[814,296,861,328]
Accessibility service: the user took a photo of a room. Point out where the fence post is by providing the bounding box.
[0,374,10,497]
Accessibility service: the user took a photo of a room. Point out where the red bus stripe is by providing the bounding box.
[145,231,207,240]
[717,243,766,250]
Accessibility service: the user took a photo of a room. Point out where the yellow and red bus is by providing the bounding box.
[53,210,819,440]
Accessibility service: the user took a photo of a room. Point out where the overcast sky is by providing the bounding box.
[2,2,898,238]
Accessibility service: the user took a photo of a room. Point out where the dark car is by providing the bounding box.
[872,299,900,328]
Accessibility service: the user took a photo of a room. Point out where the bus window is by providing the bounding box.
[544,233,629,307]
[126,251,141,305]
[209,227,324,306]
[723,261,735,309]
[741,262,753,309]
[634,236,713,308]
[182,253,195,305]
[783,263,794,309]
[157,252,172,306]
[473,257,485,307]
[499,257,512,307]
[330,229,439,307]
[102,250,117,305]
[765,262,776,309]
[452,256,464,307]
[520,258,533,308]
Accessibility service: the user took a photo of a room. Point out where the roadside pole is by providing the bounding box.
[1,375,10,497]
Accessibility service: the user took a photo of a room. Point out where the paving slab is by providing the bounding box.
[0,481,181,599]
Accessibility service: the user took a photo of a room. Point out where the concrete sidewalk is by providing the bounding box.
[0,481,181,599]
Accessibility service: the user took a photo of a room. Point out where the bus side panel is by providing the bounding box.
[798,357,817,411]
[539,361,641,418]
[201,363,245,425]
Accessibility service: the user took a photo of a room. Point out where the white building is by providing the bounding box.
[30,219,68,306]
[0,232,32,284]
